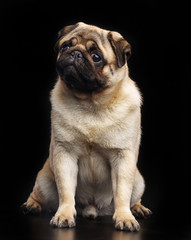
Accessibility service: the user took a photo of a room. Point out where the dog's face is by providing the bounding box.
[55,22,131,94]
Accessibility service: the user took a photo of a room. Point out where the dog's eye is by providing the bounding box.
[91,53,101,62]
[60,43,70,52]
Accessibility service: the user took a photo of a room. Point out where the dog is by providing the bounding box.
[22,22,152,231]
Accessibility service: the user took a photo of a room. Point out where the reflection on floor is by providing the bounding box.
[0,211,189,240]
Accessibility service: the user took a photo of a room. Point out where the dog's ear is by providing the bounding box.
[54,23,79,52]
[107,32,131,68]
[57,23,79,39]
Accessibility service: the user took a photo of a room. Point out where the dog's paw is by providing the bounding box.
[50,206,76,228]
[21,199,42,215]
[131,204,152,219]
[50,215,76,228]
[113,209,140,232]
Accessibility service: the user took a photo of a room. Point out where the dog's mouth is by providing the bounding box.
[57,63,107,93]
[64,65,85,90]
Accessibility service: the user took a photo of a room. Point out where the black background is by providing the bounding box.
[0,0,187,239]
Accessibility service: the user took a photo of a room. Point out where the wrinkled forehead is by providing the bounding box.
[58,24,110,53]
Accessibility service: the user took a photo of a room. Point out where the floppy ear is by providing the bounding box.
[57,23,79,39]
[107,32,131,68]
[54,23,79,52]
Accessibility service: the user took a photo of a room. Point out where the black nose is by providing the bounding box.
[71,51,83,59]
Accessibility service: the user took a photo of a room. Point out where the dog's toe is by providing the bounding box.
[21,200,42,215]
[131,204,152,219]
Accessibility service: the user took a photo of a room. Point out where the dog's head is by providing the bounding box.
[55,22,131,95]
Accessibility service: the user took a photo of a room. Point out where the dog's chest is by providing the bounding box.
[70,120,130,150]
[53,98,137,150]
[78,143,110,184]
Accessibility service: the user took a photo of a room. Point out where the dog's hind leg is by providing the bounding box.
[130,169,152,218]
[21,158,58,214]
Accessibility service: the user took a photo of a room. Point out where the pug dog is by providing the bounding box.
[22,22,152,231]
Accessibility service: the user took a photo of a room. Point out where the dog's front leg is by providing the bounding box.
[111,150,140,231]
[50,145,78,228]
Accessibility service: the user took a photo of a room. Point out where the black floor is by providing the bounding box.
[1,210,190,240]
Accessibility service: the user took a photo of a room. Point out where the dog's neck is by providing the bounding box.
[52,75,141,117]
[61,77,129,107]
